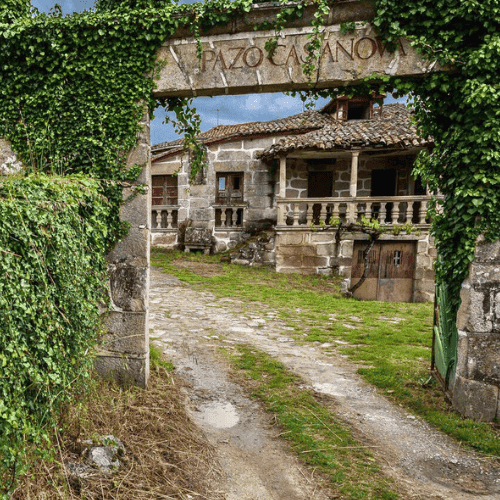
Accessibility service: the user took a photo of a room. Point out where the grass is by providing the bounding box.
[223,344,401,499]
[13,345,222,499]
[152,248,500,457]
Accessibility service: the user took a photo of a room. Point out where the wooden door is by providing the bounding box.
[351,241,416,302]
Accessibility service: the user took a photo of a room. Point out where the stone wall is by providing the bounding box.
[284,154,416,199]
[453,237,500,421]
[275,229,435,301]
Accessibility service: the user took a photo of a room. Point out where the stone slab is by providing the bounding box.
[107,228,149,267]
[102,311,148,356]
[452,375,499,422]
[154,23,442,98]
[95,353,149,389]
[109,265,148,312]
[466,334,500,386]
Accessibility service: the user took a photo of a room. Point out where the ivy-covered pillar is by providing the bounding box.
[453,236,500,421]
[95,110,151,388]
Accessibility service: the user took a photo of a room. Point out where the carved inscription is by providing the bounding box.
[201,37,406,72]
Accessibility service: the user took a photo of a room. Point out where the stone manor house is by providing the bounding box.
[151,94,439,302]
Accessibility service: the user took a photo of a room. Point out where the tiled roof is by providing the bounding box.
[152,103,432,162]
[259,104,432,159]
[151,110,332,161]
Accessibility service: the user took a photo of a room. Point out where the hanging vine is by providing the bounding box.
[1,0,499,493]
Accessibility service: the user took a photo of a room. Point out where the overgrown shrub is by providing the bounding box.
[0,174,113,496]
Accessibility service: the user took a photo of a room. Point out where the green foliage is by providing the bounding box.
[0,174,112,496]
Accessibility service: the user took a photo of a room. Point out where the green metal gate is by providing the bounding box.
[432,282,459,395]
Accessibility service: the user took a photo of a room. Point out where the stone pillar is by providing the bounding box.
[96,109,151,388]
[279,156,286,198]
[452,236,500,421]
[349,151,359,197]
[348,151,359,222]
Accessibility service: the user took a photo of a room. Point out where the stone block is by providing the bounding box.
[279,245,315,256]
[461,287,498,333]
[121,189,149,228]
[474,238,500,262]
[151,161,181,175]
[217,140,243,150]
[316,243,334,256]
[455,331,469,379]
[339,239,353,258]
[127,143,149,169]
[251,170,272,185]
[213,161,250,172]
[279,255,302,268]
[243,137,274,149]
[452,375,499,422]
[102,311,148,355]
[291,179,308,190]
[107,228,149,267]
[416,239,428,254]
[216,150,252,162]
[277,233,304,245]
[303,255,328,267]
[468,262,500,286]
[151,232,178,247]
[95,353,148,388]
[413,278,435,294]
[311,233,335,244]
[467,334,500,385]
[109,265,148,312]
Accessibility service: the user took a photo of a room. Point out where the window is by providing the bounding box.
[152,175,178,205]
[393,250,402,267]
[216,172,244,204]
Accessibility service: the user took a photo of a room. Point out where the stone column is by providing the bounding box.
[96,109,151,388]
[349,151,359,197]
[279,156,287,198]
[278,156,287,225]
[348,151,359,222]
[452,236,500,421]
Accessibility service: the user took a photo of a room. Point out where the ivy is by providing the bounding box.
[0,175,113,496]
[1,0,499,491]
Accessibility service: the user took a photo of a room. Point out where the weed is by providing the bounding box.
[152,250,500,457]
[224,345,400,499]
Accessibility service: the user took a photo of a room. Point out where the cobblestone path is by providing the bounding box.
[149,266,500,500]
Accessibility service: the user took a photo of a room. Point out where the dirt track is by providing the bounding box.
[149,265,500,500]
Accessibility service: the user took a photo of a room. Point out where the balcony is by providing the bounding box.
[152,205,179,230]
[276,195,441,228]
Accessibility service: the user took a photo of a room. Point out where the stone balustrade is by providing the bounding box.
[277,195,441,227]
[215,205,245,228]
[152,205,179,230]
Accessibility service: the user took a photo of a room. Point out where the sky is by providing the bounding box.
[30,0,404,146]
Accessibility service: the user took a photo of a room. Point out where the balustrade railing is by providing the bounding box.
[152,205,179,230]
[276,196,442,227]
[215,205,245,228]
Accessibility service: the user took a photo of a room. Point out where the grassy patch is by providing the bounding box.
[152,249,500,457]
[13,346,222,499]
[224,344,400,499]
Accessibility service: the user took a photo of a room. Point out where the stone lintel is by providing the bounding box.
[154,21,443,98]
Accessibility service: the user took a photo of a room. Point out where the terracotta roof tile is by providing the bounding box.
[258,104,432,159]
[152,103,432,163]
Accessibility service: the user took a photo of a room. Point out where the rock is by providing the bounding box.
[83,435,126,473]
